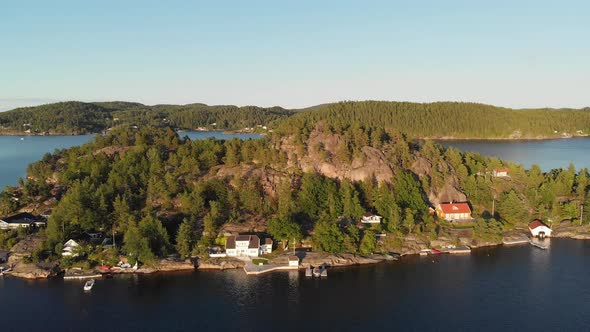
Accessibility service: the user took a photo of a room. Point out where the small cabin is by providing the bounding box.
[492,168,509,177]
[288,256,300,267]
[361,213,382,224]
[436,202,472,222]
[529,220,552,238]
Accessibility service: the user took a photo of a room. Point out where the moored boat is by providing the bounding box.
[312,266,321,277]
[83,279,95,291]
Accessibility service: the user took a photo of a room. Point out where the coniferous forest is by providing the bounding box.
[1,107,589,267]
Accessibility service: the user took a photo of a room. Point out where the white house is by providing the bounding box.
[361,213,382,224]
[529,220,552,238]
[288,256,299,267]
[492,168,509,177]
[260,238,273,255]
[226,235,273,257]
[0,212,38,229]
[62,239,80,257]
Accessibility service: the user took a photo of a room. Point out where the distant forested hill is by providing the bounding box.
[278,101,590,139]
[0,101,295,134]
[1,100,589,138]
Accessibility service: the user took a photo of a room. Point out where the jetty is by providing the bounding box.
[503,237,530,246]
[243,263,298,275]
[529,239,549,250]
[442,246,471,254]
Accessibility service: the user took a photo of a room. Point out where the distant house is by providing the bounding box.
[493,168,509,177]
[0,212,39,229]
[225,235,272,257]
[40,209,53,219]
[529,220,552,238]
[436,202,472,222]
[62,239,80,257]
[361,213,382,224]
[288,256,299,267]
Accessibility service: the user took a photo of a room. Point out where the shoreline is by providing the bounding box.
[3,228,589,281]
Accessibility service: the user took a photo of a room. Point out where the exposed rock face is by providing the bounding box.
[298,252,383,267]
[196,257,245,270]
[8,261,59,279]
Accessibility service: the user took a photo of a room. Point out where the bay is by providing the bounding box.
[1,239,589,331]
[438,138,590,171]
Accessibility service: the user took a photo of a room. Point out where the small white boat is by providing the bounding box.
[312,266,321,277]
[20,137,24,141]
[83,279,95,291]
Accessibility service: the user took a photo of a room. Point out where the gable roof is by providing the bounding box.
[236,235,251,242]
[226,236,236,249]
[248,235,260,249]
[494,168,509,173]
[528,220,550,230]
[0,212,38,224]
[439,203,471,214]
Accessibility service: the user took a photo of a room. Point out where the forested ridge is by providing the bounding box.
[1,100,590,139]
[1,121,589,267]
[0,101,294,134]
[277,101,590,139]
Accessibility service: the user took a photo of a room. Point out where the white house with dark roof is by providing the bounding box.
[0,212,40,229]
[225,235,273,257]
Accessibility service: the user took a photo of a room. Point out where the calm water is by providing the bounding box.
[1,239,589,331]
[0,132,260,189]
[439,138,590,171]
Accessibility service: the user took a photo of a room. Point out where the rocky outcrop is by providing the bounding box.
[298,252,383,267]
[196,257,245,270]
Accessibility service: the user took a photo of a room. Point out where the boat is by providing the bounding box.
[83,279,95,291]
[0,267,12,276]
[431,248,442,255]
[312,266,321,277]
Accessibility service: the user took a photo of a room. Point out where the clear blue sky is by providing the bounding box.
[1,0,589,110]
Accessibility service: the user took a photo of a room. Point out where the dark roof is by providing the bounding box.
[0,212,38,224]
[248,235,260,249]
[226,236,236,249]
[0,250,8,259]
[529,220,550,230]
[236,235,251,242]
[264,238,273,245]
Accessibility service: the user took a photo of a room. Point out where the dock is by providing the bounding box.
[529,239,549,250]
[442,246,471,254]
[243,263,298,275]
[503,238,530,245]
[63,273,103,280]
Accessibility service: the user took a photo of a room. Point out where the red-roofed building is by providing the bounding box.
[528,219,552,238]
[493,168,509,177]
[436,202,472,222]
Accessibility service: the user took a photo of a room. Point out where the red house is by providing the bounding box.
[492,168,509,177]
[436,202,472,222]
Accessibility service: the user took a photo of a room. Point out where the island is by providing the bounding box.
[1,103,590,279]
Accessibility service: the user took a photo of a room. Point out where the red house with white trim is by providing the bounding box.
[492,168,509,177]
[436,202,472,222]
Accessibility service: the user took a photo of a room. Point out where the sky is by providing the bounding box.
[1,0,589,111]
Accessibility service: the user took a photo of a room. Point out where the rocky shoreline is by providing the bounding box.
[4,224,590,280]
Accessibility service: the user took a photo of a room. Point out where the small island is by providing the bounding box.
[1,105,590,280]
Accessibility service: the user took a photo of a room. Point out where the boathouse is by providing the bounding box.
[288,256,300,267]
[529,220,552,238]
[436,202,472,222]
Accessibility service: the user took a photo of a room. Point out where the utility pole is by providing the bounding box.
[492,199,495,217]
